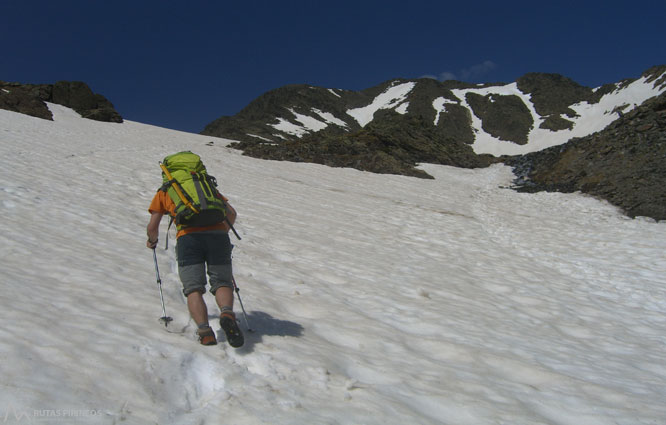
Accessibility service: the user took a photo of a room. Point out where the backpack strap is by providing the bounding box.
[158,181,171,192]
[164,216,174,250]
[191,172,209,210]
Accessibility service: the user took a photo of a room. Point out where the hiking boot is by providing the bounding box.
[220,312,244,348]
[196,325,217,346]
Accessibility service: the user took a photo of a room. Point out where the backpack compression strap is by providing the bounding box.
[191,173,209,210]
[159,162,200,214]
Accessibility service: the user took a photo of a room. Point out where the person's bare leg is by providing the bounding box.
[215,286,234,313]
[215,286,234,312]
[187,291,209,326]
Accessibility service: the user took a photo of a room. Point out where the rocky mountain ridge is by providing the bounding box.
[202,66,664,166]
[0,80,123,123]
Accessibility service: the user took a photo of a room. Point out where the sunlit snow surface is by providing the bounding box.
[1,104,665,424]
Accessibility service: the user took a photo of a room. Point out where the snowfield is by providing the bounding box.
[1,104,665,425]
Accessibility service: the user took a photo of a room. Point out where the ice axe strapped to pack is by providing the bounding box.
[159,162,200,215]
[159,151,240,240]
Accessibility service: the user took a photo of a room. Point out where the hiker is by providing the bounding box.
[146,152,244,347]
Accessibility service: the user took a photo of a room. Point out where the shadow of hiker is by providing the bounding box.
[214,311,304,354]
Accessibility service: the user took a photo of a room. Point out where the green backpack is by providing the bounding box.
[159,151,228,229]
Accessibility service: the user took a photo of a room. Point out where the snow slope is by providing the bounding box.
[1,105,665,425]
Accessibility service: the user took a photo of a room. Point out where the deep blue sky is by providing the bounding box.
[3,0,664,133]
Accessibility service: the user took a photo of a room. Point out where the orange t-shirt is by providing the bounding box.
[148,190,229,238]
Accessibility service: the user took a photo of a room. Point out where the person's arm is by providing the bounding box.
[146,211,163,249]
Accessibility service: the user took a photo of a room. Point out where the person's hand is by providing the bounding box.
[147,239,158,249]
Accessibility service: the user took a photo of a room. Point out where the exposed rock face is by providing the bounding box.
[516,72,600,131]
[465,92,533,144]
[231,111,497,178]
[207,79,502,177]
[51,81,123,122]
[507,91,666,220]
[0,83,53,120]
[202,84,361,142]
[0,81,123,123]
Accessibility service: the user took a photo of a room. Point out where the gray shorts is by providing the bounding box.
[176,230,233,296]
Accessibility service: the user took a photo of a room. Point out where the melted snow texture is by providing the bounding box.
[1,104,665,424]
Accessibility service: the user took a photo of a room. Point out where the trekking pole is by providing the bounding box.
[152,248,173,327]
[231,275,253,332]
[226,217,242,240]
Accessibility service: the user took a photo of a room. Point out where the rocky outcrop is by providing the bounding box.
[0,81,123,123]
[507,91,666,220]
[465,92,533,144]
[202,84,362,142]
[201,79,483,146]
[51,81,123,122]
[0,83,53,120]
[230,111,497,178]
[516,72,597,131]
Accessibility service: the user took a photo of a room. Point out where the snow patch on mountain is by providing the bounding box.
[432,97,459,125]
[347,81,416,127]
[566,75,666,138]
[269,109,326,138]
[270,116,310,137]
[394,102,409,114]
[269,108,349,138]
[312,108,349,128]
[247,133,275,143]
